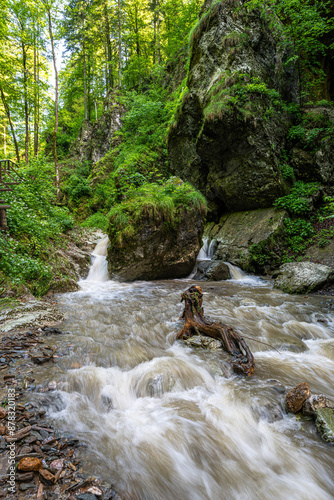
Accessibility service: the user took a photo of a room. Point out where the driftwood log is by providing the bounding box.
[176,286,255,376]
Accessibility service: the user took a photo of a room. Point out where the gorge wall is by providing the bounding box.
[167,0,297,220]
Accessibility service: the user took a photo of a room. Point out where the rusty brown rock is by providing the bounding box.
[17,457,43,472]
[286,382,311,413]
[0,425,5,435]
[0,408,7,419]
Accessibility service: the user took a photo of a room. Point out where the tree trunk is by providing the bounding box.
[117,0,122,88]
[83,36,88,120]
[175,286,255,376]
[33,22,39,157]
[157,0,160,64]
[135,2,140,56]
[0,85,20,163]
[104,2,113,92]
[22,42,29,164]
[47,6,60,200]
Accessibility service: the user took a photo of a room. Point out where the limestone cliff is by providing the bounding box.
[168,0,298,219]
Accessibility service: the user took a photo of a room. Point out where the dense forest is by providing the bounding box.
[0,0,334,297]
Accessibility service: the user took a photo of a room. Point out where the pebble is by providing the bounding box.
[76,493,98,500]
[17,457,43,472]
[0,358,6,363]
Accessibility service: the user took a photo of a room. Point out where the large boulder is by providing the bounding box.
[168,0,297,218]
[107,206,204,281]
[274,262,334,294]
[205,208,286,267]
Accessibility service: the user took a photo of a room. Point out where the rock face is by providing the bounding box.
[274,262,334,294]
[205,207,286,267]
[71,93,124,164]
[168,0,296,218]
[107,207,204,281]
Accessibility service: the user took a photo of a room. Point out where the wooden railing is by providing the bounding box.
[0,159,23,230]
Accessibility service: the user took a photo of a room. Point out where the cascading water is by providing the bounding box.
[197,237,216,260]
[31,241,334,500]
[85,235,110,282]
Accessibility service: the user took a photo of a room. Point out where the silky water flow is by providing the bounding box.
[29,237,334,500]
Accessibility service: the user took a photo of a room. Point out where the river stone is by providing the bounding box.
[17,457,43,472]
[185,335,222,350]
[315,407,334,443]
[303,394,334,416]
[206,262,231,281]
[274,262,334,294]
[107,205,204,281]
[286,382,311,413]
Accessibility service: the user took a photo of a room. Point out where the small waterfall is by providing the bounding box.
[225,262,246,280]
[197,237,216,260]
[86,236,110,282]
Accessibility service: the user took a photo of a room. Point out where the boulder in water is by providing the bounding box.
[286,382,311,413]
[206,262,231,281]
[274,262,334,294]
[315,408,334,443]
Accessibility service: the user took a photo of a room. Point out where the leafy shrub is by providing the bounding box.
[274,181,320,214]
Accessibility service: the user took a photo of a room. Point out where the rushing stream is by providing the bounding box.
[32,238,334,499]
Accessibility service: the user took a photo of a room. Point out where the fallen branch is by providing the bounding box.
[175,286,255,376]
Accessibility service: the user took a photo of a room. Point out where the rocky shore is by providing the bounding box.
[0,299,122,500]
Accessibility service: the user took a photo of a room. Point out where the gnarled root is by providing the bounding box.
[176,286,254,376]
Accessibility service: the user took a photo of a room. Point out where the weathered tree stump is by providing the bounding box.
[176,286,255,376]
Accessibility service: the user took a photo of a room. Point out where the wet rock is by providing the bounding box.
[19,445,33,455]
[70,362,83,369]
[0,425,5,435]
[193,260,212,280]
[0,408,7,418]
[185,335,222,350]
[286,382,311,413]
[17,457,43,472]
[206,262,231,281]
[303,394,334,416]
[315,408,334,443]
[274,262,334,294]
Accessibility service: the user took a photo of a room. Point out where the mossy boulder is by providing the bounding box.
[168,0,297,218]
[315,408,334,443]
[106,180,206,281]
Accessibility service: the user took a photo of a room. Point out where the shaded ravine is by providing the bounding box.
[30,238,334,500]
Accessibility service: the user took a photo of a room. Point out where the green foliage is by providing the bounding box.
[81,212,109,232]
[107,179,207,247]
[0,158,74,296]
[246,0,334,102]
[64,174,92,202]
[203,74,282,123]
[280,163,294,180]
[283,218,315,252]
[274,181,320,214]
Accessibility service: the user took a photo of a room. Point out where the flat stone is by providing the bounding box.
[19,483,36,491]
[286,382,311,413]
[39,468,55,485]
[315,407,334,443]
[76,494,98,500]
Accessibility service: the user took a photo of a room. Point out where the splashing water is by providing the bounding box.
[31,252,334,499]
